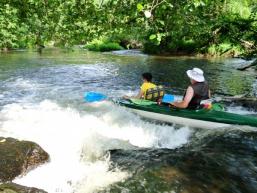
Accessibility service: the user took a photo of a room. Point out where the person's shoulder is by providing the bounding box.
[187,86,194,93]
[142,82,153,87]
[188,85,193,89]
[140,82,147,89]
[151,82,157,87]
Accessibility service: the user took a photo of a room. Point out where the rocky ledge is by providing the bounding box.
[0,183,47,193]
[0,137,49,183]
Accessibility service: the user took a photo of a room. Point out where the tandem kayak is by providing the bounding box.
[116,99,257,129]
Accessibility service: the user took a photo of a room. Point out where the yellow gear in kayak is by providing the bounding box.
[140,82,156,97]
[145,85,165,101]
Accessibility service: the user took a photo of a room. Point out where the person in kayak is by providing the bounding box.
[170,68,210,109]
[123,72,157,99]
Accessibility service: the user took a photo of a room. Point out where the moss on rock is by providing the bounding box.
[0,183,47,193]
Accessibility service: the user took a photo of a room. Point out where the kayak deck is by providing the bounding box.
[117,99,257,128]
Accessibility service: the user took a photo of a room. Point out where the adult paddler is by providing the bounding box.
[170,68,211,109]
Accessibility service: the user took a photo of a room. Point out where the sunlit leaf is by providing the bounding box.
[137,3,144,12]
[149,34,156,40]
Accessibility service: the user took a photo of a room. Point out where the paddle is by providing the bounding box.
[84,92,107,102]
[162,94,175,103]
[84,92,175,105]
[83,92,225,112]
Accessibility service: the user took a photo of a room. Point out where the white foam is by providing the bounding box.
[253,80,257,97]
[227,106,256,115]
[0,100,191,193]
[10,78,44,90]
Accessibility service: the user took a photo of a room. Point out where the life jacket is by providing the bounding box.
[186,82,209,110]
[145,85,165,101]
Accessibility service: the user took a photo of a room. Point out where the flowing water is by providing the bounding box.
[0,49,257,193]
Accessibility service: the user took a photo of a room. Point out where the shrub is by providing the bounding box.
[84,39,124,52]
[207,43,243,57]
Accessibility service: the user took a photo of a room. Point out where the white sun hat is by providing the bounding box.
[186,68,205,82]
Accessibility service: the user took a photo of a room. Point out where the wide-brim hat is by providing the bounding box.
[186,68,205,82]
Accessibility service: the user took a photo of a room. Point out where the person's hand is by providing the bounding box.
[156,99,162,105]
[169,102,175,108]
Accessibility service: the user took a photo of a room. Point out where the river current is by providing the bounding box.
[0,49,256,193]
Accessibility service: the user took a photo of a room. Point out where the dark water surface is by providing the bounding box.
[106,128,257,193]
[0,49,257,193]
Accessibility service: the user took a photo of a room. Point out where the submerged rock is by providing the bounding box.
[0,183,47,193]
[0,137,49,182]
[237,59,257,71]
[219,95,257,111]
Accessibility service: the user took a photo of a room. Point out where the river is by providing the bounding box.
[0,49,257,193]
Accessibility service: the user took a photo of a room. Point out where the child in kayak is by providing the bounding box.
[123,72,157,99]
[170,68,211,109]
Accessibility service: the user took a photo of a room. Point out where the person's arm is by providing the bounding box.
[123,83,147,99]
[208,89,211,98]
[123,89,144,99]
[135,89,144,99]
[171,86,194,109]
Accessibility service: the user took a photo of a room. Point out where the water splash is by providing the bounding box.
[253,79,257,97]
[0,100,191,193]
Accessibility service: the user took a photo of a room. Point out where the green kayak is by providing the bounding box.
[116,99,257,129]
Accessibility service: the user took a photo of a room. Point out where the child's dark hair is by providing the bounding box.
[142,72,152,82]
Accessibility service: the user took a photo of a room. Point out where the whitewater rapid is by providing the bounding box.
[0,100,191,193]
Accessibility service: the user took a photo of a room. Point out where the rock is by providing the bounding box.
[120,39,143,49]
[0,183,47,193]
[237,59,257,71]
[219,96,257,111]
[0,137,49,183]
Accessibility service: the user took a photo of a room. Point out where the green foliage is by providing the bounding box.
[227,0,252,19]
[0,4,21,49]
[143,42,161,54]
[0,0,256,57]
[207,43,243,57]
[137,3,144,12]
[85,39,124,52]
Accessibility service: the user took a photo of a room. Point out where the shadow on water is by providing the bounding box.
[104,128,257,193]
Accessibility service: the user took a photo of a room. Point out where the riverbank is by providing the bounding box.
[1,46,256,60]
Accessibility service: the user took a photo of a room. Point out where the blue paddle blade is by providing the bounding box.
[162,94,174,103]
[84,92,107,102]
